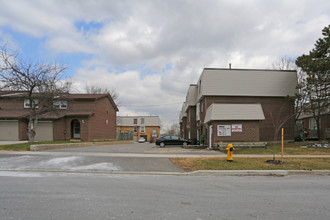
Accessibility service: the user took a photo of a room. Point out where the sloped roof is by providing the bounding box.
[204,103,265,124]
[0,91,118,111]
[197,68,297,100]
[0,109,29,118]
[0,109,95,119]
[184,84,197,112]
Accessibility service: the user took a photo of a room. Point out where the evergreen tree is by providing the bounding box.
[296,25,330,140]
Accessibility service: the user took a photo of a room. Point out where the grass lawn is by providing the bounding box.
[0,139,126,151]
[218,141,330,155]
[0,141,81,151]
[170,157,330,171]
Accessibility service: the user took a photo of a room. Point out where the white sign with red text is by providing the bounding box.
[232,124,242,132]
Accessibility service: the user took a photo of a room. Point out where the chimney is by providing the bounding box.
[229,63,232,69]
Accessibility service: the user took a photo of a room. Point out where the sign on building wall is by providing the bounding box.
[232,124,242,132]
[217,125,231,136]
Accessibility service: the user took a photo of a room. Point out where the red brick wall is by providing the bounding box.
[0,97,26,109]
[302,115,330,139]
[199,96,295,142]
[86,97,117,140]
[0,95,117,141]
[186,106,197,140]
[181,117,187,139]
[211,120,260,143]
[321,115,330,138]
[18,120,28,140]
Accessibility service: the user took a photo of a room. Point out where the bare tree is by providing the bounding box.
[0,44,72,142]
[268,101,295,142]
[165,123,180,136]
[272,56,308,127]
[272,56,297,70]
[85,83,119,105]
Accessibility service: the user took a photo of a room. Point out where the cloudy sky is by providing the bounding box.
[0,0,329,130]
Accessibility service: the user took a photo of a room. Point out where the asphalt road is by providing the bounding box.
[0,142,220,173]
[1,172,329,220]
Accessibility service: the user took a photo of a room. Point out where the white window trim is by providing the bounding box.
[196,103,200,121]
[140,126,145,133]
[24,99,39,108]
[54,100,68,109]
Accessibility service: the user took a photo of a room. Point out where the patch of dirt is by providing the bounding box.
[265,159,282,164]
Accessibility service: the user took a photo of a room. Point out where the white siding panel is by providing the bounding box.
[198,69,297,100]
[117,116,161,126]
[204,103,265,123]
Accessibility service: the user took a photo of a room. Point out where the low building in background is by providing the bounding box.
[116,116,161,142]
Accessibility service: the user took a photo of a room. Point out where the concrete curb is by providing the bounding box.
[30,141,134,151]
[0,169,329,177]
[189,170,289,176]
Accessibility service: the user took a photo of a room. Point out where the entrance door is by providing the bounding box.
[209,125,213,149]
[71,120,81,139]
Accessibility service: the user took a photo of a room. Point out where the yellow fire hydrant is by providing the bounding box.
[226,144,235,162]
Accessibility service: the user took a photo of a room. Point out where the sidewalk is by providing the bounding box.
[1,150,330,158]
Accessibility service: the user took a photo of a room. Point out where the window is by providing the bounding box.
[134,119,137,124]
[171,136,179,140]
[152,130,157,137]
[53,101,67,109]
[141,118,144,124]
[140,126,145,133]
[24,99,39,108]
[309,118,319,130]
[134,126,138,132]
[201,101,204,113]
[196,103,200,121]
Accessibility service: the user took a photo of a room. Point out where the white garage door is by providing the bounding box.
[0,120,19,141]
[35,121,53,141]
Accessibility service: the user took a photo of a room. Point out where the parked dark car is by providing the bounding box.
[155,135,190,148]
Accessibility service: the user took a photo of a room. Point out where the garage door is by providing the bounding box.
[0,120,19,141]
[35,121,53,141]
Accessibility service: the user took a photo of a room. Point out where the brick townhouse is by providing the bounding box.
[296,109,330,140]
[0,91,118,141]
[180,68,297,149]
[116,116,160,142]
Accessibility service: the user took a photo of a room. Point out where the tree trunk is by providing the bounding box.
[27,116,38,142]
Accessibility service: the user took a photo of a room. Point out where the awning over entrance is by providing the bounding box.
[204,103,265,124]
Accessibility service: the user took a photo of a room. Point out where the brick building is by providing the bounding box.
[296,110,330,140]
[0,91,118,141]
[180,68,297,149]
[116,116,160,142]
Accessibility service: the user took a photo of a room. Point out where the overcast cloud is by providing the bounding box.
[0,0,329,131]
